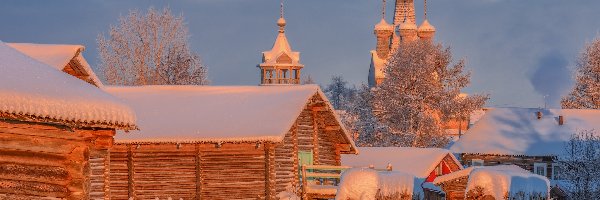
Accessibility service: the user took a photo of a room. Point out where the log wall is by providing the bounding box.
[0,119,114,200]
[109,143,270,200]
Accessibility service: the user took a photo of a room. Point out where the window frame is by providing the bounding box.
[471,159,484,167]
[533,162,547,177]
[551,163,561,180]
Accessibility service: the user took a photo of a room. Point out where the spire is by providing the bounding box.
[375,0,393,31]
[277,0,286,33]
[418,0,436,40]
[382,0,386,19]
[258,0,303,85]
[424,0,428,20]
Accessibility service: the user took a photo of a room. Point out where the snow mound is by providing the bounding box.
[336,168,417,200]
[336,168,379,200]
[0,40,135,129]
[378,171,417,198]
[465,165,549,199]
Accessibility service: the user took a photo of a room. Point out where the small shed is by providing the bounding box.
[8,43,103,87]
[0,41,136,199]
[104,85,357,200]
[341,147,463,199]
[433,165,550,200]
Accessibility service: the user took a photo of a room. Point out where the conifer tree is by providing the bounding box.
[562,38,600,109]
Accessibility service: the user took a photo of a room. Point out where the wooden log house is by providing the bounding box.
[103,85,357,200]
[8,43,104,87]
[449,108,600,199]
[0,41,137,199]
[341,147,463,199]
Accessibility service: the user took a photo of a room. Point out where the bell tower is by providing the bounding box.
[258,2,304,85]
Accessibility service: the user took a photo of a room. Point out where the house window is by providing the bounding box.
[552,163,562,180]
[534,163,547,177]
[471,159,484,167]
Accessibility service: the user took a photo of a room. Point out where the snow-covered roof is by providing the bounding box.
[0,40,136,130]
[8,43,103,87]
[468,165,549,199]
[260,17,303,68]
[105,85,356,150]
[450,107,600,156]
[341,147,462,178]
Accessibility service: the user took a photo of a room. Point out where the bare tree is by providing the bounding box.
[562,37,600,109]
[557,130,600,199]
[98,7,209,85]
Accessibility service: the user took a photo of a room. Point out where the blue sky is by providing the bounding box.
[1,0,600,108]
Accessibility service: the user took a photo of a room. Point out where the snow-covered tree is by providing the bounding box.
[324,76,355,110]
[98,7,209,85]
[556,130,600,199]
[562,37,600,109]
[370,40,487,147]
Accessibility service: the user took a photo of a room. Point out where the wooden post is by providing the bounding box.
[195,143,202,200]
[301,165,308,200]
[311,109,320,165]
[126,144,136,199]
[264,142,276,200]
[293,122,300,188]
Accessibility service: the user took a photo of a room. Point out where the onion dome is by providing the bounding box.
[277,17,286,27]
[417,19,436,40]
[418,19,436,32]
[399,21,417,31]
[374,18,393,31]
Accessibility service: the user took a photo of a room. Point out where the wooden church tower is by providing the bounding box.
[368,0,436,87]
[258,3,304,85]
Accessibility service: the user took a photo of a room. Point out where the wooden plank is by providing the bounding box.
[127,145,135,199]
[195,143,202,200]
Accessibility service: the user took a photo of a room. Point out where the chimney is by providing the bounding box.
[536,111,542,119]
[558,115,564,125]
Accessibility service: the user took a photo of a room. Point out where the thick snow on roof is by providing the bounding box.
[341,147,461,178]
[0,41,135,129]
[450,107,600,156]
[337,168,419,200]
[8,43,83,70]
[8,43,103,87]
[466,165,549,199]
[106,85,355,145]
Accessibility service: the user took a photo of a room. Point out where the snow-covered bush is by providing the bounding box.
[465,165,549,200]
[336,168,417,200]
